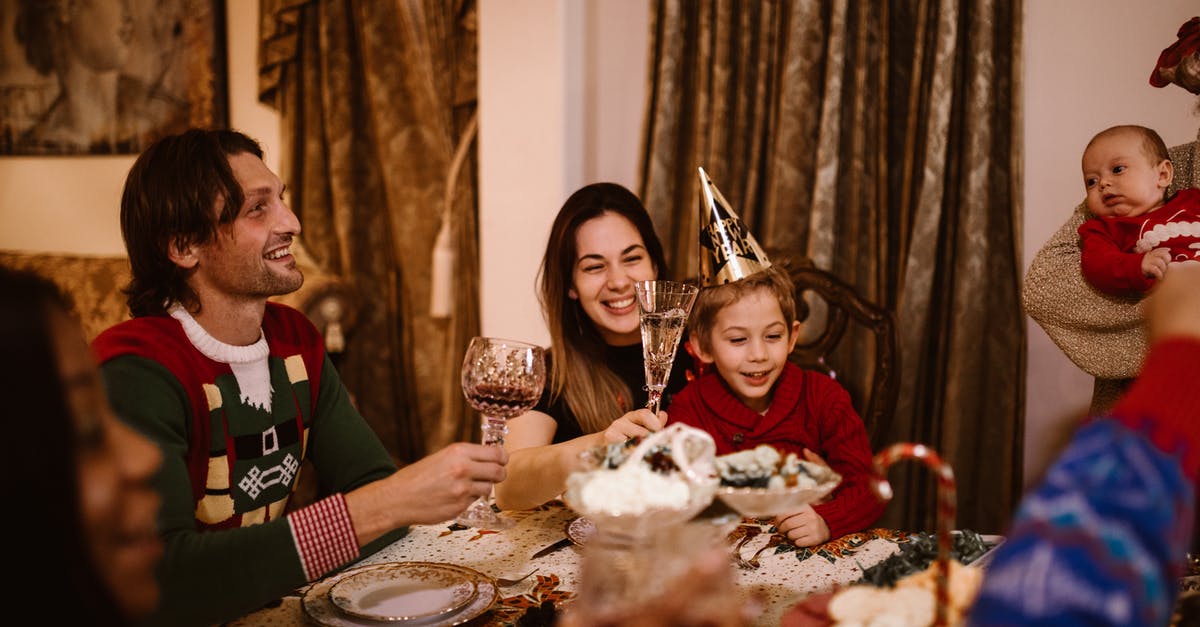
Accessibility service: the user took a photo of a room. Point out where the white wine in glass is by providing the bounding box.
[457,336,546,530]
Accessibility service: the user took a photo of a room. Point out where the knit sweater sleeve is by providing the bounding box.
[806,375,886,538]
[1022,204,1145,380]
[967,339,1200,626]
[1077,218,1156,295]
[663,377,702,428]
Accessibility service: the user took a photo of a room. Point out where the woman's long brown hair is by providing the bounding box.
[537,183,668,433]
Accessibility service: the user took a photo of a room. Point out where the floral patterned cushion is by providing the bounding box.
[0,251,133,341]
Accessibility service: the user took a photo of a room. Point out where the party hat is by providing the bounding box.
[697,166,771,286]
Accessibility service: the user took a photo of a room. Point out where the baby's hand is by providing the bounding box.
[773,505,831,547]
[601,408,665,444]
[1142,248,1171,279]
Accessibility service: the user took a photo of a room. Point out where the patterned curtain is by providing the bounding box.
[641,0,1024,533]
[258,0,481,463]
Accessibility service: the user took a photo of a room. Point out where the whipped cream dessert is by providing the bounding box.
[575,460,693,515]
[566,423,717,516]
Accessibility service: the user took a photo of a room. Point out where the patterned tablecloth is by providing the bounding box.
[228,500,913,626]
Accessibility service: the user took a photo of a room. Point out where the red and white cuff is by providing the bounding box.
[287,494,360,581]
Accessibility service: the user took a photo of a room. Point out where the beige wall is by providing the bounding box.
[477,0,648,345]
[2,1,1197,485]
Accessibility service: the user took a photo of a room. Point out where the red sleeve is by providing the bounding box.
[664,379,702,429]
[1110,337,1200,483]
[807,377,886,538]
[1078,218,1156,295]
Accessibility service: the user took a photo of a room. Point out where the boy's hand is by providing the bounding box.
[773,505,831,547]
[601,408,666,443]
[1142,247,1171,279]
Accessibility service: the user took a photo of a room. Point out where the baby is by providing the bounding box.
[1078,124,1200,295]
[666,264,883,547]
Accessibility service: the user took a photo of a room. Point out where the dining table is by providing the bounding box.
[228,499,930,627]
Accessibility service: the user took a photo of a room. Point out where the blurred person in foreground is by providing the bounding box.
[91,128,507,626]
[968,263,1200,626]
[0,265,163,625]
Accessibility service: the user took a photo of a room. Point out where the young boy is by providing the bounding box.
[666,264,884,547]
[1078,124,1200,296]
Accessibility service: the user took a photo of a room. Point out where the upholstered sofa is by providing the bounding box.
[0,241,358,351]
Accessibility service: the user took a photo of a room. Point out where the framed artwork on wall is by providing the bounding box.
[0,0,228,156]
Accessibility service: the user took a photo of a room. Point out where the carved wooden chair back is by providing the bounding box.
[785,259,899,447]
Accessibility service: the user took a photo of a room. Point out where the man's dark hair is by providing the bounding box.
[121,128,264,316]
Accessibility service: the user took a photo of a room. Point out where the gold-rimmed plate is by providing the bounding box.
[565,516,595,546]
[328,562,476,622]
[303,562,497,627]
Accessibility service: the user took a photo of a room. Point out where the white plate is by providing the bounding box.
[328,562,476,622]
[303,562,497,627]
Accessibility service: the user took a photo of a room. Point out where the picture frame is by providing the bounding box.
[0,0,229,156]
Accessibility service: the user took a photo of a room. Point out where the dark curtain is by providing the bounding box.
[258,0,481,463]
[641,0,1024,534]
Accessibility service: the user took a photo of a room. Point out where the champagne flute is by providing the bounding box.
[457,336,546,530]
[634,280,699,416]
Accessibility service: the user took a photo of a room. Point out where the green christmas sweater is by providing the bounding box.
[93,303,402,626]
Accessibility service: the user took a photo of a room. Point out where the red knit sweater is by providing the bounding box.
[667,363,885,538]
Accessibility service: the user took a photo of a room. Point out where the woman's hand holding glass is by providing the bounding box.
[600,408,666,444]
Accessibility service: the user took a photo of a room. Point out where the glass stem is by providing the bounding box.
[481,415,507,446]
[645,388,662,416]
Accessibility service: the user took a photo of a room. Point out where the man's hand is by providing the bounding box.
[1142,248,1171,279]
[774,505,831,547]
[389,442,508,525]
[346,442,507,544]
[601,408,665,444]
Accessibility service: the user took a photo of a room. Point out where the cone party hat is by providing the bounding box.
[697,166,771,286]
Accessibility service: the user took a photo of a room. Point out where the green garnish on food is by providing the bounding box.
[857,530,994,587]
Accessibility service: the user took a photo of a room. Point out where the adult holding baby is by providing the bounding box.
[1024,16,1200,413]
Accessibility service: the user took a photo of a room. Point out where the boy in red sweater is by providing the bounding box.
[667,169,882,547]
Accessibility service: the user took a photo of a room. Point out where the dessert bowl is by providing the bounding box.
[562,424,719,540]
[713,446,842,518]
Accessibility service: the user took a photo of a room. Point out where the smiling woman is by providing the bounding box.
[493,183,696,512]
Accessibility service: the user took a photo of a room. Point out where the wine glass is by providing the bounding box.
[634,280,699,415]
[457,336,546,530]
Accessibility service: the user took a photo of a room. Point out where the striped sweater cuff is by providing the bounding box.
[1111,337,1200,483]
[287,494,360,581]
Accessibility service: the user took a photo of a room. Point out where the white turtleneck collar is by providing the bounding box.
[169,305,274,411]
